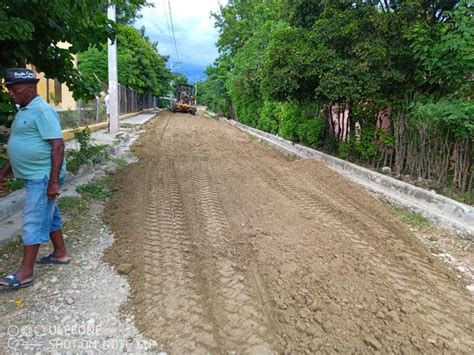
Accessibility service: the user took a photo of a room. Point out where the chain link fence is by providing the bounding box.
[119,85,157,115]
[58,86,157,130]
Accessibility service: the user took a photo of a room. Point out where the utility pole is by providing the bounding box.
[108,3,119,133]
[194,79,197,106]
[168,61,182,101]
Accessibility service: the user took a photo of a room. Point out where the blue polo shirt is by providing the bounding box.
[7,96,66,180]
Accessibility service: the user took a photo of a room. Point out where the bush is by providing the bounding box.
[66,128,108,173]
[338,141,351,159]
[234,97,261,128]
[258,101,280,134]
[355,126,379,161]
[297,118,324,146]
[278,101,300,140]
[76,177,112,200]
[279,117,299,141]
[277,101,323,146]
[7,178,24,191]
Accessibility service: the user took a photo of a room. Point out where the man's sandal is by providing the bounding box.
[0,273,34,291]
[36,254,71,265]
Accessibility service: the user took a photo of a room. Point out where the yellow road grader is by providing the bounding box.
[170,84,197,115]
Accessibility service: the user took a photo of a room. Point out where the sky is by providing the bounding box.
[135,0,227,83]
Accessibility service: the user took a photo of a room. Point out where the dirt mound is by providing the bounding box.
[105,111,473,353]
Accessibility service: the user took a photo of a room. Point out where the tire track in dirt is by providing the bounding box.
[141,158,219,352]
[128,116,220,352]
[191,166,277,353]
[279,163,473,333]
[235,144,472,352]
[106,113,472,354]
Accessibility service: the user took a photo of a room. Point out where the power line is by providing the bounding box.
[161,0,173,44]
[167,0,181,63]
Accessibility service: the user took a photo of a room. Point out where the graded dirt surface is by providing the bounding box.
[105,111,473,354]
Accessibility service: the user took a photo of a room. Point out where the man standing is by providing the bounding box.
[0,68,70,291]
[104,90,110,131]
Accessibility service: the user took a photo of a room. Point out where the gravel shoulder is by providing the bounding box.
[0,133,155,354]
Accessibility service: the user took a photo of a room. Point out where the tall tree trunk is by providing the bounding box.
[460,140,471,193]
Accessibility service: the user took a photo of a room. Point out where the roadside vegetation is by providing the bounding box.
[76,176,112,201]
[65,128,108,174]
[58,196,89,216]
[391,206,430,230]
[197,0,473,204]
[114,158,129,170]
[77,24,170,98]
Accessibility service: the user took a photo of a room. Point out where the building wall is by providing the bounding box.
[28,43,77,110]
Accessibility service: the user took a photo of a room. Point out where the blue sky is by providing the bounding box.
[135,0,227,82]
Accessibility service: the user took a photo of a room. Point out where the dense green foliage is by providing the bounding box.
[78,24,170,96]
[198,0,473,199]
[0,0,148,98]
[196,57,232,116]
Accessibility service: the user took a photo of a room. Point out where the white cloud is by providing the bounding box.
[135,0,227,80]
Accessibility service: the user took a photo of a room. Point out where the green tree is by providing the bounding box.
[201,0,472,196]
[78,24,170,96]
[213,0,282,54]
[196,56,233,116]
[0,0,148,150]
[0,0,148,98]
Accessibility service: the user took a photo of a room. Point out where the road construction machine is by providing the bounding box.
[170,84,197,115]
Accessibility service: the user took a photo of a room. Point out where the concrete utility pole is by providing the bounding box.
[108,3,119,133]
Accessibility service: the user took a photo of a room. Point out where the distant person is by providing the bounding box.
[104,91,110,132]
[0,68,70,291]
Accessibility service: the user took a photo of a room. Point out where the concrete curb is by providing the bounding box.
[62,109,157,142]
[0,189,24,223]
[228,119,474,235]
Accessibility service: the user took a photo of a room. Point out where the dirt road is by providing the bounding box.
[105,111,473,354]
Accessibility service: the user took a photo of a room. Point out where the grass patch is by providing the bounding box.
[0,178,25,197]
[58,196,89,216]
[249,134,260,142]
[6,178,24,192]
[76,176,112,201]
[0,235,22,265]
[66,145,108,173]
[3,235,21,249]
[392,206,430,228]
[114,158,128,170]
[286,153,298,162]
[444,190,474,206]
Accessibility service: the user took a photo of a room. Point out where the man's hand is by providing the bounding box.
[47,181,61,200]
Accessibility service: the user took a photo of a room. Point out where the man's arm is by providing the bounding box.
[47,138,65,200]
